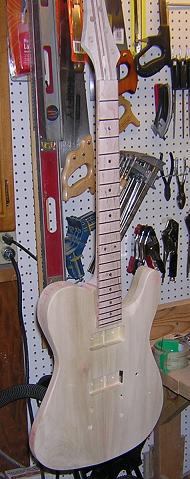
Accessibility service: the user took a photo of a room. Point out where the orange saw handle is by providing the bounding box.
[118,50,138,95]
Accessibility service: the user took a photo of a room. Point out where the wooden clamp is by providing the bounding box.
[62,134,95,201]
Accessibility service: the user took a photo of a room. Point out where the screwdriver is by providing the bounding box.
[171,57,180,139]
[179,56,188,138]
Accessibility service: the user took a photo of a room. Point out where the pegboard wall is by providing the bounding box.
[8,0,190,476]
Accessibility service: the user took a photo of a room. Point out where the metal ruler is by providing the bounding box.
[29,0,65,286]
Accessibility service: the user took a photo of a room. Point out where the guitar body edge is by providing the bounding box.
[29,266,163,471]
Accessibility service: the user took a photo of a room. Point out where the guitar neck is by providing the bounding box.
[96,80,122,328]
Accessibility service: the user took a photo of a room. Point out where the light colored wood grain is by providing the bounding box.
[0,0,15,232]
[151,299,190,341]
[162,364,190,401]
[29,267,163,470]
[157,387,189,426]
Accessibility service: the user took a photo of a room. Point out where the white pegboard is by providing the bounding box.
[8,1,190,475]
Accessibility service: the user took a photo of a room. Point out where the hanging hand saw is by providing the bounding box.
[60,0,95,202]
[135,0,171,77]
[105,0,138,95]
[29,0,65,286]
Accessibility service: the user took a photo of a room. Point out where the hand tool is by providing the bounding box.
[60,0,95,200]
[29,0,65,286]
[161,219,179,282]
[143,226,165,275]
[67,0,86,68]
[105,0,138,94]
[134,0,142,53]
[160,152,174,201]
[175,157,187,209]
[187,54,190,137]
[171,56,180,138]
[65,211,95,281]
[127,224,144,274]
[135,0,171,77]
[127,224,165,275]
[179,56,188,138]
[119,96,140,132]
[171,54,188,138]
[168,221,179,281]
[120,151,164,239]
[185,212,190,278]
[152,83,172,139]
[130,0,147,55]
[88,151,164,272]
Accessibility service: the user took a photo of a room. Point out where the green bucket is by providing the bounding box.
[153,339,189,374]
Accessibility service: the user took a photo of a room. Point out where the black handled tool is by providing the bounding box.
[187,56,190,137]
[162,219,179,282]
[171,57,180,138]
[175,158,187,210]
[152,83,172,139]
[135,0,171,78]
[185,212,190,278]
[160,152,174,201]
[179,57,188,138]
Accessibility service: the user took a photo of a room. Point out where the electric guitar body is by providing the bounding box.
[30,268,162,470]
[30,0,163,471]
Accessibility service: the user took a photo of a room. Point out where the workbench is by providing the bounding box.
[151,299,190,479]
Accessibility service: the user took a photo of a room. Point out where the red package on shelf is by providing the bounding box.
[7,0,30,77]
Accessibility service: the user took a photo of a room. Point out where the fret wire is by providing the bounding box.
[99,181,119,185]
[99,151,119,155]
[99,293,121,304]
[99,229,120,235]
[99,275,121,283]
[98,288,121,296]
[99,302,121,310]
[99,303,121,314]
[99,314,122,324]
[99,135,118,140]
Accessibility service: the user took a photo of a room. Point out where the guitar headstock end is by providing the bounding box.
[81,0,120,81]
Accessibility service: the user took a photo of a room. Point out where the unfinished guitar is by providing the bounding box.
[29,0,163,471]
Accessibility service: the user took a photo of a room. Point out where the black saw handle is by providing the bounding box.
[135,26,171,78]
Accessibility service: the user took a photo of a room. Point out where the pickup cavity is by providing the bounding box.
[90,326,124,350]
[89,370,124,395]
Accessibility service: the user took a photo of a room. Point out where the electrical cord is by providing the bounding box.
[2,234,37,262]
[2,247,34,425]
